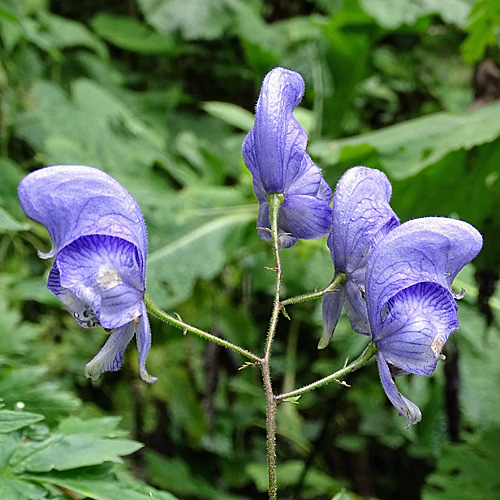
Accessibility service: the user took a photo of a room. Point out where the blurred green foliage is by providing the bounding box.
[1,0,500,499]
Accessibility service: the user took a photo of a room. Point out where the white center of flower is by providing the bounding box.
[97,265,123,290]
[431,335,444,357]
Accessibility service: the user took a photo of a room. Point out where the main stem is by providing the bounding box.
[262,193,284,500]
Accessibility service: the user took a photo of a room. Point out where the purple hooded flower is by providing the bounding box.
[242,67,333,248]
[366,217,482,426]
[320,167,399,348]
[18,165,157,383]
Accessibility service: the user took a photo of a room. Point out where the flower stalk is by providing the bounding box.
[144,294,261,364]
[275,341,377,403]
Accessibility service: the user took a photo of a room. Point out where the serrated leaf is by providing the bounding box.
[21,467,180,500]
[58,416,128,438]
[359,0,474,29]
[19,434,143,472]
[138,0,234,40]
[0,410,44,433]
[146,207,255,309]
[15,79,166,177]
[461,0,500,64]
[0,367,80,426]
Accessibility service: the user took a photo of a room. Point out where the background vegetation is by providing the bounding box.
[1,0,500,498]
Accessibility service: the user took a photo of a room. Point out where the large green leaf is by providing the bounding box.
[15,434,143,472]
[461,0,500,63]
[23,467,179,500]
[147,209,255,308]
[91,13,176,54]
[0,367,80,426]
[310,100,500,180]
[360,0,474,29]
[138,0,236,40]
[0,410,44,434]
[15,79,166,176]
[146,191,256,309]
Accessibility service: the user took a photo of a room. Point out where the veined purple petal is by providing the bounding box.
[343,279,370,334]
[135,301,157,383]
[48,263,100,328]
[376,351,422,428]
[85,302,156,383]
[331,166,399,273]
[55,235,144,330]
[317,177,333,206]
[17,165,147,280]
[367,217,483,330]
[279,195,333,240]
[285,153,322,197]
[375,282,459,376]
[85,322,136,381]
[319,290,345,348]
[242,67,307,193]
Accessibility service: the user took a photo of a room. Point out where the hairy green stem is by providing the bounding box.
[280,271,347,309]
[275,341,377,403]
[262,193,284,500]
[144,294,261,364]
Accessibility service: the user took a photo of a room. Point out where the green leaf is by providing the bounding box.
[0,366,80,426]
[0,476,48,500]
[461,0,500,64]
[138,0,235,40]
[0,410,44,434]
[359,0,474,29]
[15,79,166,177]
[311,100,500,180]
[146,204,256,309]
[37,11,108,57]
[91,13,176,54]
[331,490,351,500]
[423,427,500,499]
[0,205,29,231]
[16,434,143,472]
[58,416,128,438]
[201,101,254,131]
[22,466,180,500]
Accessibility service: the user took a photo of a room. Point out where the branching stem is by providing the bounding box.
[275,341,377,403]
[144,294,261,364]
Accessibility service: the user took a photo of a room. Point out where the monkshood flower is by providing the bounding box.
[365,217,482,427]
[242,67,333,248]
[18,165,157,383]
[320,167,399,348]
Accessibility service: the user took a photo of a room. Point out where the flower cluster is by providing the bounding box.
[18,67,483,427]
[18,165,157,383]
[243,67,483,426]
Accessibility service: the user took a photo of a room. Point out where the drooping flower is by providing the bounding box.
[18,165,157,383]
[365,217,482,426]
[320,167,399,347]
[242,67,333,248]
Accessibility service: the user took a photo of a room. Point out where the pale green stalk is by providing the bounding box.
[275,341,377,403]
[144,294,261,364]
